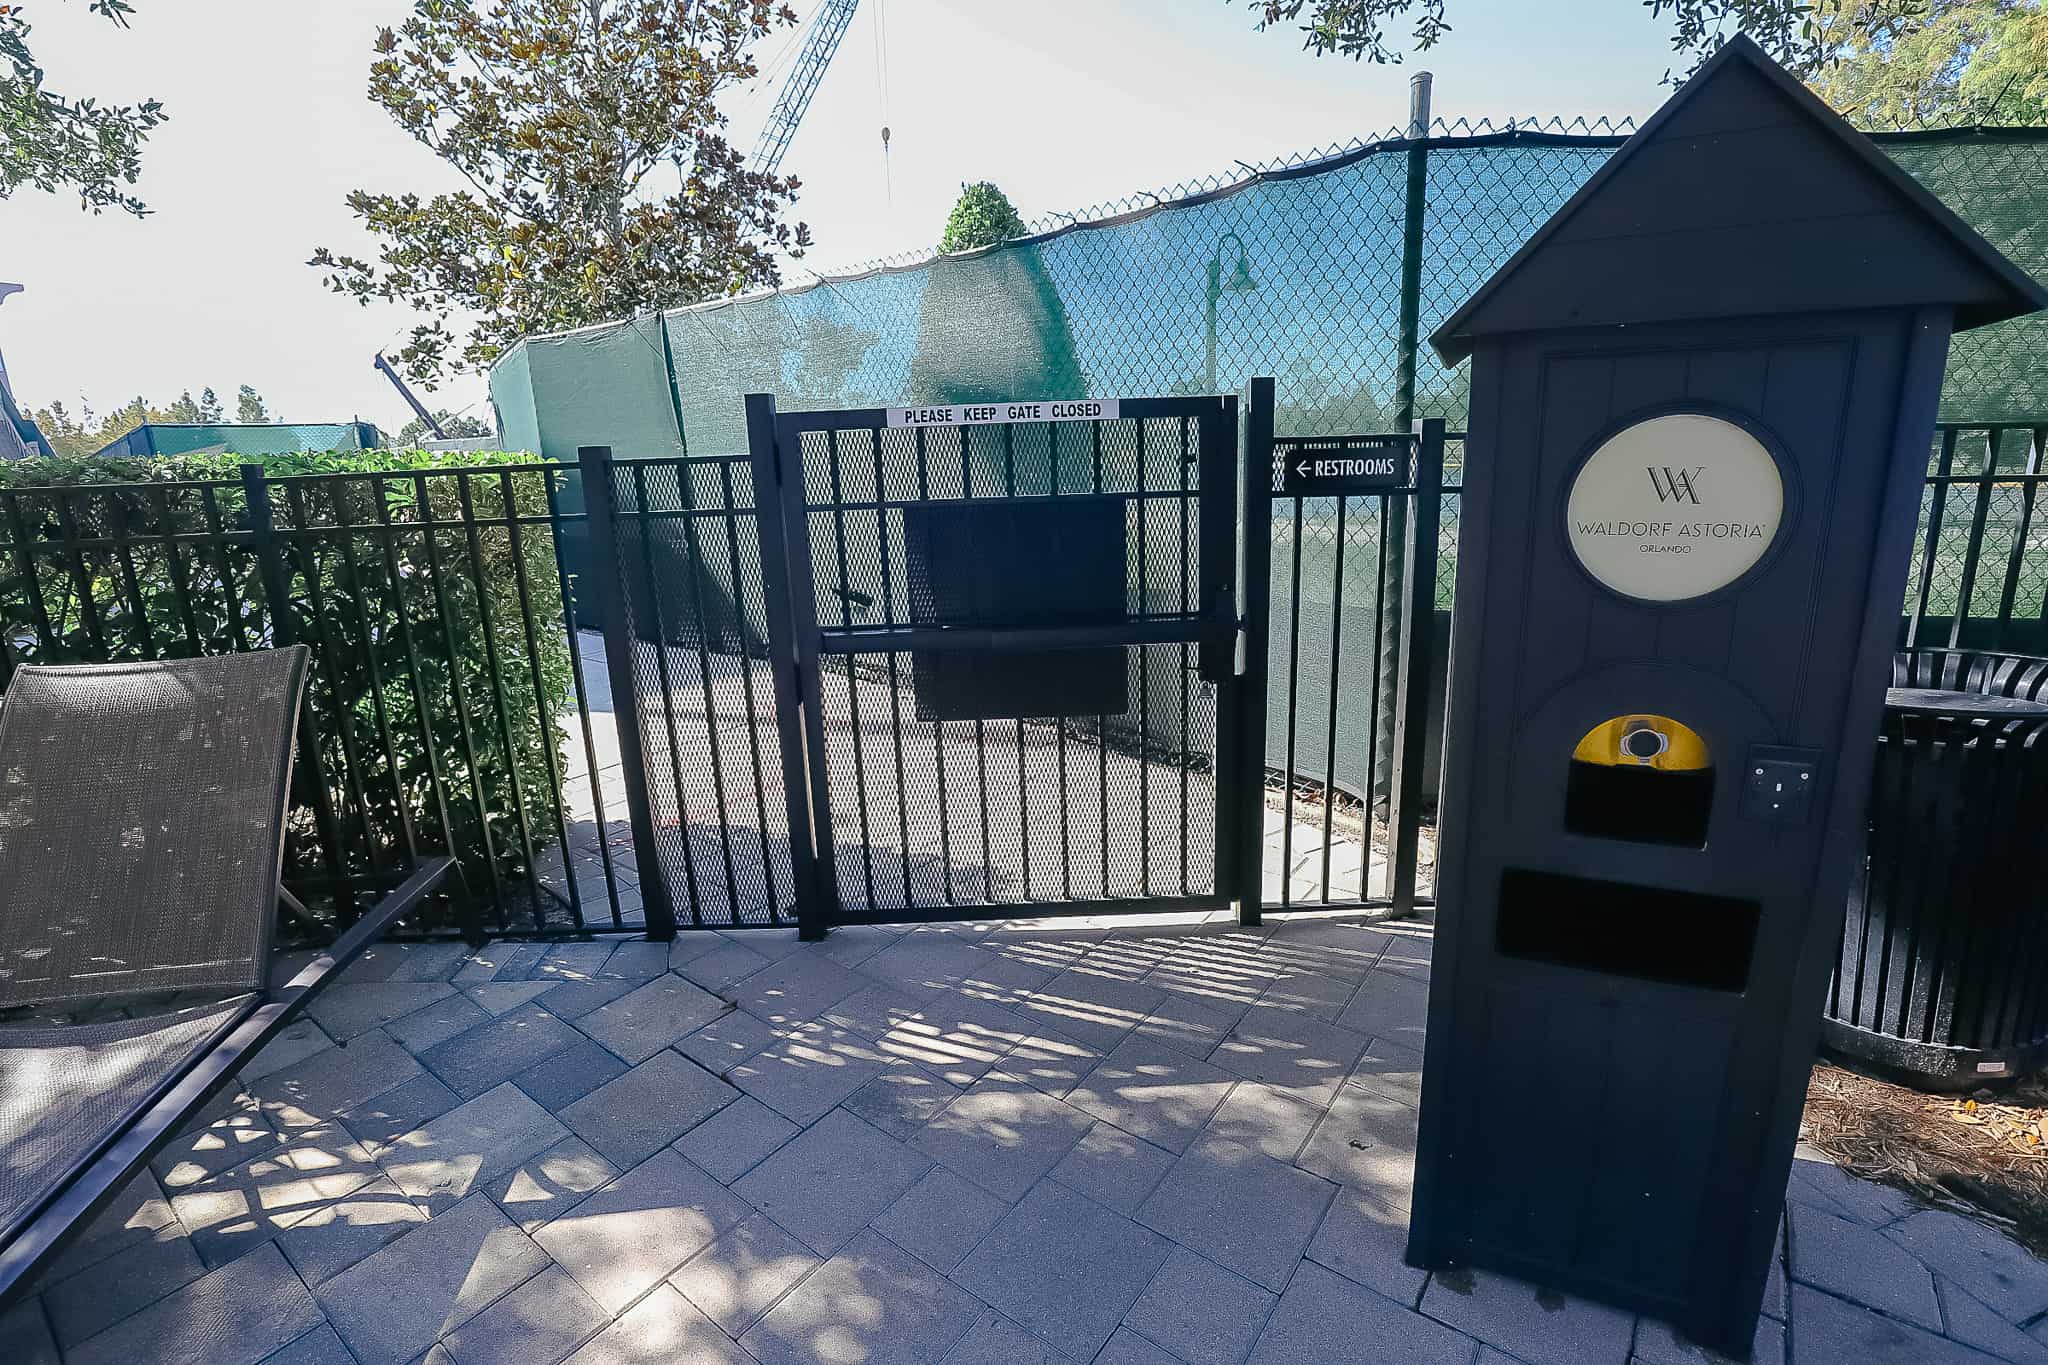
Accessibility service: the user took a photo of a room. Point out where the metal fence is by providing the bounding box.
[1905,423,2048,653]
[581,450,796,934]
[0,463,616,939]
[1252,421,1460,914]
[0,418,2041,940]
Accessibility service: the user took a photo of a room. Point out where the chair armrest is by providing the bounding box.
[273,856,459,1005]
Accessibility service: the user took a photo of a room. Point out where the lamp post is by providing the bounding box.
[1204,232,1258,395]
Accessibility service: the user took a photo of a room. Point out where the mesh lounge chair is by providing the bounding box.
[0,647,454,1305]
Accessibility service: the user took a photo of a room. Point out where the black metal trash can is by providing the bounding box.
[1825,667,2048,1088]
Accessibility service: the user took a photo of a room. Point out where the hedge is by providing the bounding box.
[0,449,575,932]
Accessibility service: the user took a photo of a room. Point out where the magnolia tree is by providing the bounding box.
[2,0,164,215]
[313,0,813,386]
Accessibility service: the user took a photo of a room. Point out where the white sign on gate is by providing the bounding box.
[884,399,1120,428]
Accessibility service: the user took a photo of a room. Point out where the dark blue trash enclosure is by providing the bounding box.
[1406,36,2047,1362]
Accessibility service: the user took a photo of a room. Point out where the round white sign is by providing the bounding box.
[1565,413,1784,603]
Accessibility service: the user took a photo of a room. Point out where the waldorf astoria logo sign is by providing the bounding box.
[1565,412,1785,602]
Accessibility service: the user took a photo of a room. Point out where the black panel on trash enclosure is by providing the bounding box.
[902,497,1130,722]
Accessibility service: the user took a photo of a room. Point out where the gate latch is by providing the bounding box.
[1198,589,1235,682]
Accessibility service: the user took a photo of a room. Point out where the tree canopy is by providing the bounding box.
[312,0,812,387]
[1811,1,2048,125]
[2,0,165,215]
[1240,0,2048,113]
[939,182,1028,253]
[28,384,270,456]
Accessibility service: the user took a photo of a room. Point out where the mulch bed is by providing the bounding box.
[1802,1059,2048,1257]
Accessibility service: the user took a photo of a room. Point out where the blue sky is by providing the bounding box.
[3,0,1690,433]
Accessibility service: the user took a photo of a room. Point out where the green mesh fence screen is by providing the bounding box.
[1887,133,2048,422]
[491,124,2048,461]
[91,422,386,459]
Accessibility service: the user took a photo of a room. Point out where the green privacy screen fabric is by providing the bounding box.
[490,125,2048,466]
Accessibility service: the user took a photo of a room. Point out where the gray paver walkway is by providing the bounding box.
[11,912,2048,1364]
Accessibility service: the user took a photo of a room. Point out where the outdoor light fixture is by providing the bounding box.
[1204,231,1258,394]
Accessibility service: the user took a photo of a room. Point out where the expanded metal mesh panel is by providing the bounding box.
[793,412,1216,916]
[818,645,1218,915]
[608,457,794,927]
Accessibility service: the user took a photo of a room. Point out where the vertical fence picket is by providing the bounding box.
[370,473,460,876]
[1906,428,1959,649]
[50,490,107,656]
[456,471,543,927]
[1238,379,1276,925]
[412,469,508,930]
[498,469,581,928]
[243,464,357,924]
[713,457,780,920]
[1949,438,1999,649]
[743,396,830,939]
[325,478,419,866]
[544,466,624,928]
[197,484,253,654]
[285,481,389,882]
[580,447,681,938]
[1389,420,1444,917]
[1994,430,2044,641]
[148,485,204,655]
[0,490,60,656]
[104,493,158,660]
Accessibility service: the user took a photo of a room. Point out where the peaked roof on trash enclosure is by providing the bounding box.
[1430,34,2048,364]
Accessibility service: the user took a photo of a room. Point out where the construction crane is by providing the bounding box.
[374,352,445,440]
[752,0,862,178]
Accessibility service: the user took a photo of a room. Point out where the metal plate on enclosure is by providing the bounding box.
[902,497,1130,721]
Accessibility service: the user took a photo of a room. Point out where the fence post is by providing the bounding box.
[579,446,681,940]
[745,393,831,941]
[1388,419,1443,919]
[240,464,295,646]
[1377,72,1434,814]
[1237,379,1277,926]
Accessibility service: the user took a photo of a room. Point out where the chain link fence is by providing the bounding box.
[493,120,2048,460]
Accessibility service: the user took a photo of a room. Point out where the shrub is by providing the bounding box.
[0,448,574,930]
[939,181,1027,254]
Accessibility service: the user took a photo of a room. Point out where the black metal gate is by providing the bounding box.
[748,394,1247,938]
[1239,378,1450,922]
[578,382,1450,941]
